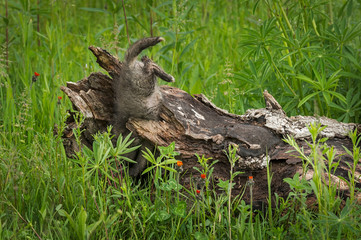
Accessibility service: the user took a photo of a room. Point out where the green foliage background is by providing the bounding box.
[0,0,361,239]
[2,0,361,128]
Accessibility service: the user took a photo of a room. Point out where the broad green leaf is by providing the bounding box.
[161,159,178,165]
[76,207,87,240]
[161,166,177,173]
[194,231,208,240]
[172,201,187,217]
[325,90,346,103]
[155,210,171,221]
[328,69,342,83]
[79,7,108,14]
[149,6,168,19]
[328,102,346,111]
[298,91,319,108]
[142,166,155,175]
[180,39,198,60]
[142,148,157,164]
[322,91,331,104]
[296,74,320,89]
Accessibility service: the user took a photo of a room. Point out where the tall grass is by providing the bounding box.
[0,0,360,239]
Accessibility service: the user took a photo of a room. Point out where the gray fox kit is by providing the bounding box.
[113,37,174,176]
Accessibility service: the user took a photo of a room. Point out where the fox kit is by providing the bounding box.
[113,37,174,175]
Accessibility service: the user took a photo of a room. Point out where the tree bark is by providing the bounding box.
[60,38,361,207]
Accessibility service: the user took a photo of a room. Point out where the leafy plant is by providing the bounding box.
[142,142,179,176]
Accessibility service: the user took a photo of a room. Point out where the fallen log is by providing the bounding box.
[60,37,361,207]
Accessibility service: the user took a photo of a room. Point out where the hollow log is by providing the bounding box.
[60,37,361,207]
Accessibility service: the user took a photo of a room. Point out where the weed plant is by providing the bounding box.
[0,0,361,239]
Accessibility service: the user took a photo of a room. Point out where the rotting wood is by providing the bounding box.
[60,37,361,207]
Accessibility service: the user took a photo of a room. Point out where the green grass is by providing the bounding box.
[1,0,361,239]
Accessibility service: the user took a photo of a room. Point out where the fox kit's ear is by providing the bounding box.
[141,56,175,83]
[153,63,175,82]
[125,37,164,65]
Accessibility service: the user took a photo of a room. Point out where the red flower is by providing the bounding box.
[34,72,40,77]
[249,176,253,180]
[58,96,63,100]
[177,161,183,167]
[201,173,206,179]
[196,189,200,194]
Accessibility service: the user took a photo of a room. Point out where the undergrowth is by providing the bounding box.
[1,0,361,239]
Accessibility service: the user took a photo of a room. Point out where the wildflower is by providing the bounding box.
[175,160,184,173]
[57,96,62,105]
[32,72,40,83]
[196,189,200,194]
[201,173,206,179]
[248,176,254,186]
